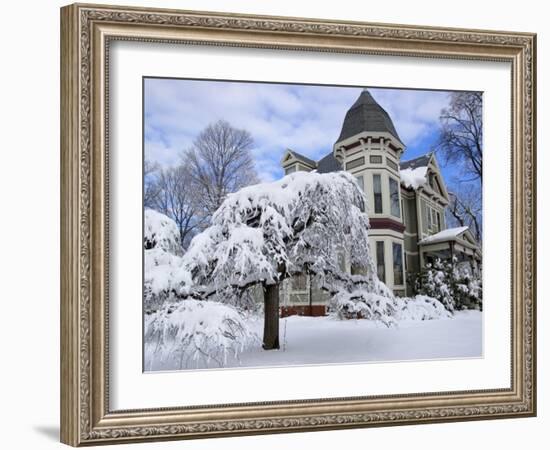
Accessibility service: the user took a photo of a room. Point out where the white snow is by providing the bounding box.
[419,226,469,245]
[394,295,453,320]
[145,311,482,371]
[399,166,428,190]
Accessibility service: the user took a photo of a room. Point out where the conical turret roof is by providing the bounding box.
[336,89,401,144]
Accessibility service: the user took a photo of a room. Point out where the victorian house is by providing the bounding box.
[279,89,481,316]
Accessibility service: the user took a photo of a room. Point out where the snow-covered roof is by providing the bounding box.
[400,154,432,171]
[418,226,469,245]
[399,166,428,190]
[399,153,434,190]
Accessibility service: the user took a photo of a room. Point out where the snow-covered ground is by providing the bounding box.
[145,311,482,371]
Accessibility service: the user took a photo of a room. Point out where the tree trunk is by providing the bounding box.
[263,283,280,350]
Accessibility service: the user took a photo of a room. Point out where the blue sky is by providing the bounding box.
[144,78,461,183]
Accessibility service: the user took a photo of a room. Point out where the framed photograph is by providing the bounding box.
[60,3,537,446]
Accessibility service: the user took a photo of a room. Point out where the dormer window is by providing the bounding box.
[285,165,297,175]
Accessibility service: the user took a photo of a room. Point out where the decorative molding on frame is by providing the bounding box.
[60,3,536,446]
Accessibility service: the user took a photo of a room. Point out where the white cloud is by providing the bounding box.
[144,79,454,180]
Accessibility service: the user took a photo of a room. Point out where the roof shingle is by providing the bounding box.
[336,90,402,144]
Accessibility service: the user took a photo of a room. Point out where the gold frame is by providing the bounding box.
[60,3,537,446]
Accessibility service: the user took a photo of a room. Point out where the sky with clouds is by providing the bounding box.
[144,78,464,183]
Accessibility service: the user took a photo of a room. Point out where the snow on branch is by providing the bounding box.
[145,300,258,370]
[144,208,183,254]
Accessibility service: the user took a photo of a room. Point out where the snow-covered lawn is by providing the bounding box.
[146,311,482,371]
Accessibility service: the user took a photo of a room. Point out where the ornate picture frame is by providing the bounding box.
[60,3,536,446]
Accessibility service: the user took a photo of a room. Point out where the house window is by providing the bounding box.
[373,174,383,214]
[429,173,435,189]
[376,241,385,283]
[392,242,404,285]
[285,165,297,174]
[426,204,442,233]
[386,158,398,171]
[355,175,365,212]
[389,177,401,218]
[369,155,382,164]
[345,156,365,170]
[291,273,308,291]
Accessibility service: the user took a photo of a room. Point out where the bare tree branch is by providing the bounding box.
[184,120,259,219]
[438,92,483,181]
[153,163,204,249]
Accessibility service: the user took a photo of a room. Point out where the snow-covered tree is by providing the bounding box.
[145,171,393,351]
[180,170,391,349]
[144,209,189,312]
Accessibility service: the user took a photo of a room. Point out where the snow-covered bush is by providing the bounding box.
[144,209,194,312]
[329,288,397,327]
[144,209,182,254]
[144,300,258,370]
[394,295,453,321]
[453,265,483,310]
[414,258,482,312]
[416,259,454,312]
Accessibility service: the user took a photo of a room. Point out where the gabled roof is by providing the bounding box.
[282,149,317,168]
[316,152,342,173]
[336,89,402,144]
[399,152,449,203]
[400,153,432,171]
